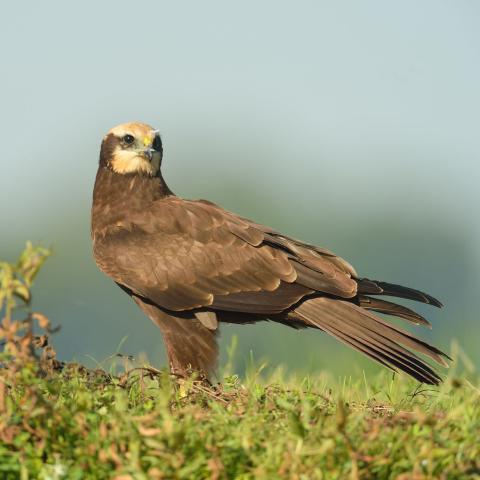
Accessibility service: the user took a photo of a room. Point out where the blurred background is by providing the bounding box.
[1,1,479,379]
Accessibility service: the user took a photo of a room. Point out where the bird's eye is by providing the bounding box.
[123,134,135,145]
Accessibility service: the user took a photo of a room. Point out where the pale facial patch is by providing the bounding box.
[106,122,161,176]
[110,149,160,176]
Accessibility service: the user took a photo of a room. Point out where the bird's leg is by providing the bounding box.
[132,297,219,382]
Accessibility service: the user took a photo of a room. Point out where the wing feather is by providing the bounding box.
[93,197,354,312]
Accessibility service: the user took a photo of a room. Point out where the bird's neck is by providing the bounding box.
[91,167,173,231]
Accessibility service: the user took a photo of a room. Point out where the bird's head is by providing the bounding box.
[99,122,163,176]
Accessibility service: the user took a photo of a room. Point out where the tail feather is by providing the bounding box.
[319,320,442,385]
[357,278,443,308]
[358,296,432,328]
[289,297,449,385]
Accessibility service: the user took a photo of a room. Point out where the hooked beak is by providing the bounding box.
[143,146,156,161]
[142,131,162,161]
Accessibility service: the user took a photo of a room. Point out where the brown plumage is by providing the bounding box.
[91,122,450,384]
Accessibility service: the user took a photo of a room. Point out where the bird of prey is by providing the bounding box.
[91,122,449,385]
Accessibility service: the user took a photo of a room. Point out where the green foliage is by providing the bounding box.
[0,242,50,311]
[0,245,479,479]
[0,360,479,479]
[0,243,55,365]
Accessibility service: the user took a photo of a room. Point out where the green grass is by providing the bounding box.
[1,246,479,479]
[0,356,479,479]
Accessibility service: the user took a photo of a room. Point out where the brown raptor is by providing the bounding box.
[91,122,449,384]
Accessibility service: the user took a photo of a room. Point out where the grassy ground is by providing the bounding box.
[1,246,479,479]
[1,356,479,480]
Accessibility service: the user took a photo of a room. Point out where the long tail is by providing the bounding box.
[288,296,450,385]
